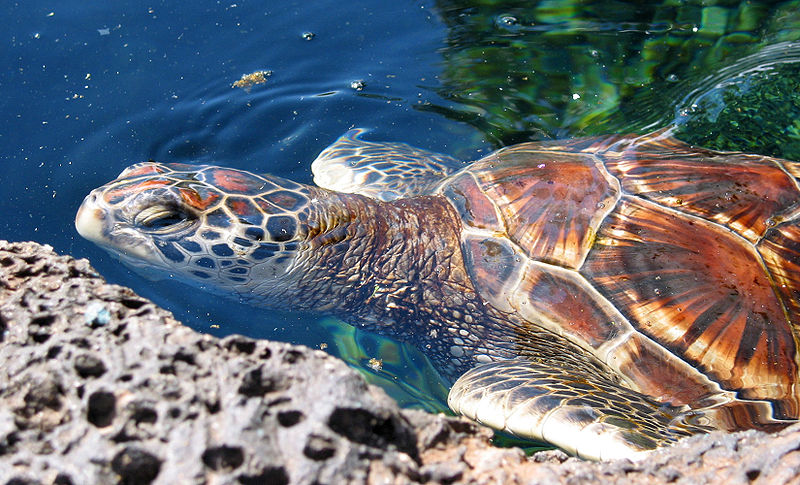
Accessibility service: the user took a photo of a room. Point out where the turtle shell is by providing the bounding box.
[437,131,800,424]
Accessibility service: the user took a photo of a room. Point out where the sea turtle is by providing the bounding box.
[75,128,800,460]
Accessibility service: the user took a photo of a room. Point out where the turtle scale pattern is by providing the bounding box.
[93,162,312,286]
[75,130,800,460]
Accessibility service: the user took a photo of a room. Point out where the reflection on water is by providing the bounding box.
[319,318,451,412]
[426,0,800,146]
[674,44,800,159]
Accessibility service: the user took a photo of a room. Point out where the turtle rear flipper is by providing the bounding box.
[448,359,712,461]
[311,128,462,201]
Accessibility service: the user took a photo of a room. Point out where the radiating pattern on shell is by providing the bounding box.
[438,131,800,424]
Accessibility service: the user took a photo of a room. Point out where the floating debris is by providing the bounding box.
[232,70,273,91]
[368,357,383,371]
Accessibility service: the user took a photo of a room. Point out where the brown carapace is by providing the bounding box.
[76,129,800,460]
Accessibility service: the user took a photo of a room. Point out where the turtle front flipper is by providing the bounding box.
[311,128,462,201]
[448,359,713,461]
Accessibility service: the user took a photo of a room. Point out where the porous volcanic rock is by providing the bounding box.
[1,239,800,485]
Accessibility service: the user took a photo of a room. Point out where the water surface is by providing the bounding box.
[3,0,800,415]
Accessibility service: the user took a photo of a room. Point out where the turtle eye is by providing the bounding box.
[134,205,195,232]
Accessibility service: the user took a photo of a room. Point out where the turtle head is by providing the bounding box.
[76,161,316,302]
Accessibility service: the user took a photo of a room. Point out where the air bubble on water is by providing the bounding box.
[679,104,699,117]
[302,31,315,41]
[666,74,679,82]
[350,80,366,91]
[499,15,517,26]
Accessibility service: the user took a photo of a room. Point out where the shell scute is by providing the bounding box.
[439,172,503,231]
[759,223,800,330]
[511,261,628,350]
[601,134,800,243]
[467,145,620,269]
[448,133,800,427]
[780,160,800,180]
[581,197,798,413]
[461,235,521,313]
[606,331,723,407]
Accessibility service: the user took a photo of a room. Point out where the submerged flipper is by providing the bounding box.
[311,129,463,201]
[448,359,713,461]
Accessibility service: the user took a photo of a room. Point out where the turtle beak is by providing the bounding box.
[76,190,166,264]
[75,192,107,244]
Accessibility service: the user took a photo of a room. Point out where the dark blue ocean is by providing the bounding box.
[3,0,800,412]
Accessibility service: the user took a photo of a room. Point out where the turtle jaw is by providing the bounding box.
[75,191,159,264]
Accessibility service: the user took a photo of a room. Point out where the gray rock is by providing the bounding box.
[0,240,422,484]
[2,239,800,485]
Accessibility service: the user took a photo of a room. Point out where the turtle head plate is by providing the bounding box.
[76,161,313,300]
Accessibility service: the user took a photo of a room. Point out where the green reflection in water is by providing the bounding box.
[675,60,800,159]
[320,318,554,450]
[427,0,800,146]
[318,318,451,413]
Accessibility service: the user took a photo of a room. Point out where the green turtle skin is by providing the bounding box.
[76,129,800,460]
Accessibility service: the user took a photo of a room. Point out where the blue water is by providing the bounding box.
[3,0,800,413]
[2,0,470,410]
